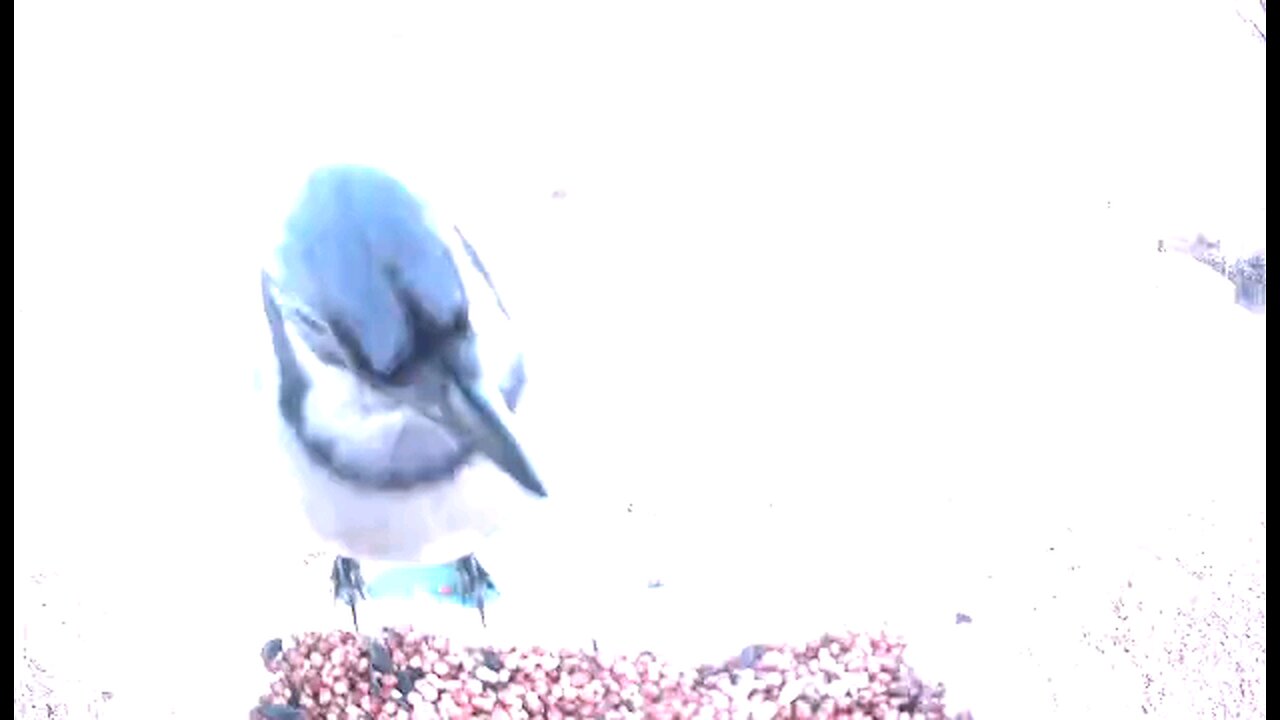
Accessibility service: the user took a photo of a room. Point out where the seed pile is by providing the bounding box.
[252,628,971,719]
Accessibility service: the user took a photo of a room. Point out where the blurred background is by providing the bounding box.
[15,1,1266,718]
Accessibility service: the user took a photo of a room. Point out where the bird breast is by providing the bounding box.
[276,404,533,564]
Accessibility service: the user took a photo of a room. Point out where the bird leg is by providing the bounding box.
[455,554,496,627]
[330,556,367,632]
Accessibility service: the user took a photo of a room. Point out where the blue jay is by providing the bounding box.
[259,164,547,628]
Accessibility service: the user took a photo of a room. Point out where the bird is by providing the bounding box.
[259,164,548,630]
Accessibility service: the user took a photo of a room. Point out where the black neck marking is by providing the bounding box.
[261,272,475,491]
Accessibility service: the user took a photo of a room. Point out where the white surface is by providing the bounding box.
[16,2,1265,718]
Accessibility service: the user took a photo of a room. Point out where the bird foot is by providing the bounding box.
[334,554,495,631]
[331,556,367,632]
[455,554,496,627]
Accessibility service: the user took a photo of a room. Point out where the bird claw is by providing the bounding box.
[455,554,495,627]
[331,556,367,632]
[333,554,494,632]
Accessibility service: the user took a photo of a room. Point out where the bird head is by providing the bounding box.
[261,165,545,498]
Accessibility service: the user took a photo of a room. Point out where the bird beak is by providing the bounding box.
[439,344,547,499]
[452,377,547,498]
